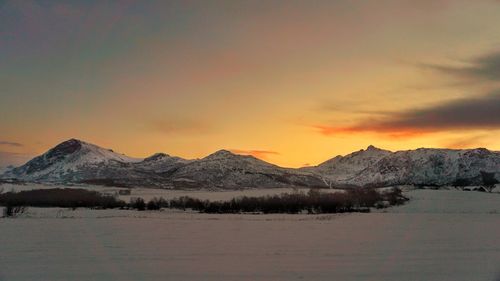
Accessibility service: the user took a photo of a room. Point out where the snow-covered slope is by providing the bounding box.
[3,139,142,183]
[306,146,500,187]
[135,153,192,174]
[303,145,392,186]
[169,150,324,188]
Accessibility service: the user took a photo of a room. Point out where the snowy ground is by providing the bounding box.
[1,187,500,281]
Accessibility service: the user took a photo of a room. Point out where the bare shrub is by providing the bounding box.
[165,187,408,214]
[2,205,26,218]
[480,171,499,192]
[129,198,146,211]
[382,187,408,206]
[0,188,125,209]
[146,197,168,210]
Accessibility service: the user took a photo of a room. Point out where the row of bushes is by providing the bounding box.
[1,187,408,216]
[165,188,408,214]
[0,188,126,209]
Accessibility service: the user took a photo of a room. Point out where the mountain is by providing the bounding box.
[3,139,146,185]
[1,139,326,189]
[303,145,392,187]
[168,150,325,188]
[305,146,500,188]
[2,140,499,189]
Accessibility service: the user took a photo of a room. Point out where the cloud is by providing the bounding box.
[0,141,23,147]
[314,91,500,137]
[315,50,500,140]
[230,149,279,160]
[421,50,500,82]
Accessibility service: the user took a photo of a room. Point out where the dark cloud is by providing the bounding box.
[316,50,500,139]
[314,91,500,137]
[0,141,23,147]
[421,50,500,81]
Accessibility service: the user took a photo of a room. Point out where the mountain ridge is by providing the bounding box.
[2,139,499,189]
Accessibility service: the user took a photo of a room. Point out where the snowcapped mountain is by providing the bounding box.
[2,139,499,189]
[168,150,324,188]
[306,146,500,187]
[303,145,392,186]
[1,139,325,189]
[2,139,149,185]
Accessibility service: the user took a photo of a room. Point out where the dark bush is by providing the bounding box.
[0,188,125,209]
[146,197,168,210]
[480,171,499,192]
[384,187,408,206]
[3,205,26,217]
[129,198,146,211]
[166,187,408,214]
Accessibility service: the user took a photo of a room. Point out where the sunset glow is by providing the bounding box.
[1,0,500,167]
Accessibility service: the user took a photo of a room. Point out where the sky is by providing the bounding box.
[1,0,500,168]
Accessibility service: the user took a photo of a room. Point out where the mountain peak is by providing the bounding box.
[47,138,84,157]
[144,153,170,161]
[53,139,141,164]
[203,149,241,160]
[66,138,84,143]
[361,145,391,154]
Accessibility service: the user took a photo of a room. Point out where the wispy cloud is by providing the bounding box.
[421,50,500,82]
[0,141,23,147]
[230,149,279,160]
[313,91,500,138]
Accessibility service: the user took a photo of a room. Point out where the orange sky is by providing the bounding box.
[1,0,500,167]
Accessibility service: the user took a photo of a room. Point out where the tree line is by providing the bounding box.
[1,187,408,217]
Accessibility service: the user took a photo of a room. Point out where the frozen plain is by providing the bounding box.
[1,188,500,281]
